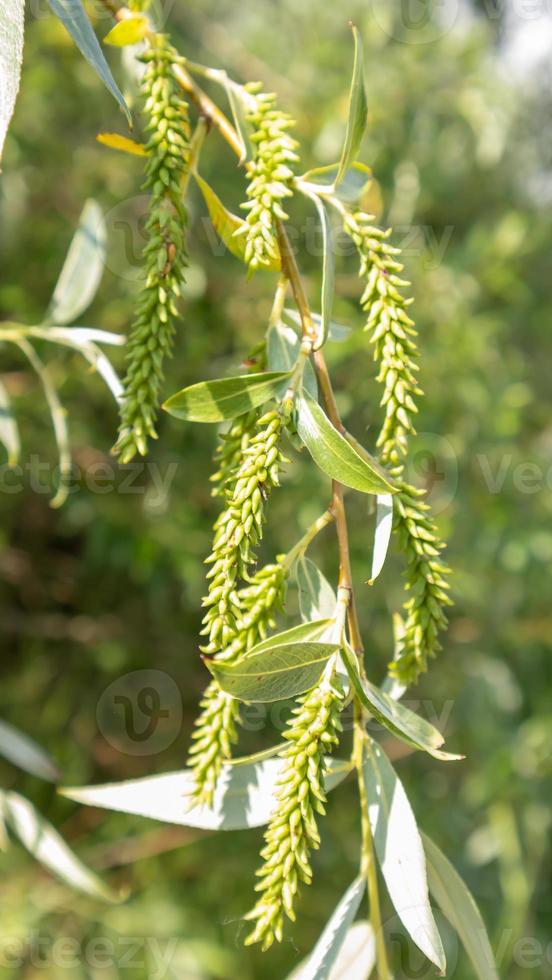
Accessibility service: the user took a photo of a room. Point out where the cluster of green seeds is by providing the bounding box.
[238,85,300,271]
[344,210,422,474]
[244,673,344,949]
[114,37,190,463]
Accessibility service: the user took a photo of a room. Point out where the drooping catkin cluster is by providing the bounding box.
[188,560,287,804]
[238,85,299,271]
[392,481,452,684]
[209,410,259,498]
[245,674,344,949]
[344,210,422,474]
[201,410,287,654]
[114,38,190,463]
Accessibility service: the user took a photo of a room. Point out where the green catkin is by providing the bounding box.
[114,38,190,463]
[188,560,287,805]
[392,481,453,684]
[200,410,287,655]
[344,210,422,474]
[244,675,344,950]
[209,410,259,498]
[238,86,300,271]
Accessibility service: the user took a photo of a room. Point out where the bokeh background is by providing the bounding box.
[1,0,551,977]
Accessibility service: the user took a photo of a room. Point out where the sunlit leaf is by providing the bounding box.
[368,493,393,583]
[0,720,60,782]
[163,371,291,423]
[103,15,149,47]
[0,0,24,160]
[296,392,397,496]
[336,25,367,186]
[267,319,317,397]
[96,131,146,156]
[422,833,499,980]
[341,643,462,761]
[61,757,351,831]
[2,791,118,901]
[0,379,20,465]
[308,193,335,350]
[209,639,339,703]
[224,78,254,163]
[363,739,446,972]
[288,877,366,980]
[296,556,336,623]
[195,171,280,271]
[284,308,352,343]
[45,200,106,325]
[46,0,130,122]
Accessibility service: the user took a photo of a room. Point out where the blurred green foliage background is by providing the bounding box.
[1,0,551,977]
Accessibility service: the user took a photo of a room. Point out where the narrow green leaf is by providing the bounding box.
[0,379,20,465]
[45,200,106,325]
[103,15,149,47]
[422,833,499,980]
[14,338,70,508]
[245,618,335,655]
[307,193,335,350]
[363,739,446,972]
[209,640,339,703]
[194,171,277,268]
[336,25,368,186]
[296,392,397,496]
[369,493,393,583]
[163,371,291,423]
[47,0,131,122]
[267,320,317,397]
[0,0,24,160]
[0,720,60,782]
[61,758,350,831]
[288,877,366,980]
[296,557,336,623]
[224,78,254,164]
[341,643,462,762]
[2,791,118,901]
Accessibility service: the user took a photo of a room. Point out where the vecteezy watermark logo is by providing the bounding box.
[403,431,458,515]
[370,0,460,45]
[102,195,151,284]
[97,670,182,756]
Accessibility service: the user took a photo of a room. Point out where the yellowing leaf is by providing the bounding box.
[194,171,280,271]
[96,132,147,156]
[103,15,149,48]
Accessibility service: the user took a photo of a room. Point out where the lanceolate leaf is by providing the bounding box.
[1,791,118,902]
[288,877,366,980]
[61,758,351,831]
[0,720,60,782]
[209,640,339,702]
[46,0,130,123]
[0,379,20,465]
[369,493,393,583]
[308,193,335,349]
[194,171,277,267]
[296,392,397,496]
[363,739,446,972]
[163,371,291,423]
[96,132,146,156]
[341,643,462,762]
[224,78,254,164]
[240,618,334,656]
[45,200,106,325]
[267,320,318,397]
[422,833,499,980]
[0,0,24,160]
[103,15,149,47]
[284,308,352,343]
[336,25,368,187]
[296,556,336,623]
